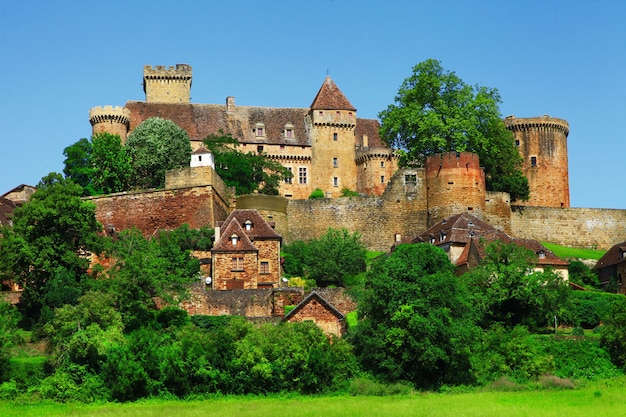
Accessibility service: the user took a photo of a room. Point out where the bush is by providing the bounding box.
[567,291,626,328]
[600,301,626,367]
[542,336,620,380]
[308,188,325,199]
[341,188,359,197]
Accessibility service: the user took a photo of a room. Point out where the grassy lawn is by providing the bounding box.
[542,242,605,260]
[3,377,626,417]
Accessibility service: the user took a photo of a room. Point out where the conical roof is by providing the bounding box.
[310,76,356,111]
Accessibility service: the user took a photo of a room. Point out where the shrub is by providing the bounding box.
[341,188,359,197]
[567,291,626,328]
[308,188,325,199]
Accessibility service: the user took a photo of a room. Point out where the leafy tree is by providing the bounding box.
[0,300,19,382]
[203,132,292,195]
[379,59,529,201]
[1,173,103,325]
[63,138,97,196]
[350,244,479,389]
[600,301,626,368]
[126,117,192,189]
[568,260,600,288]
[462,240,571,329]
[90,133,132,194]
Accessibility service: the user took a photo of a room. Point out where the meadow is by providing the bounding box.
[3,377,626,417]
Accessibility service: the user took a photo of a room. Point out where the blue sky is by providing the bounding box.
[1,0,624,209]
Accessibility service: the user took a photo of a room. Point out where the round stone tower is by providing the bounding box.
[425,152,486,227]
[143,64,192,104]
[505,115,569,208]
[89,106,131,143]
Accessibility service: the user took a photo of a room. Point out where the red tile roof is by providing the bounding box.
[309,76,356,111]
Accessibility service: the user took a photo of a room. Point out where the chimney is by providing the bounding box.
[226,96,235,113]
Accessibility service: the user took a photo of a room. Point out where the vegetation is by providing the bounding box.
[203,132,292,195]
[379,59,529,201]
[308,188,325,199]
[541,242,605,260]
[126,117,192,189]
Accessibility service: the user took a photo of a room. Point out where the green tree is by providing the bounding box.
[90,133,132,194]
[126,117,192,189]
[462,240,571,329]
[350,244,479,388]
[203,132,292,195]
[600,301,626,368]
[568,260,600,288]
[379,59,529,201]
[0,300,19,382]
[63,138,97,196]
[2,173,102,325]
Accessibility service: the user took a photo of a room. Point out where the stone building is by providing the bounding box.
[594,241,626,294]
[283,291,347,337]
[211,209,282,290]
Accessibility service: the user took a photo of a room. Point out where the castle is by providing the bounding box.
[86,64,626,253]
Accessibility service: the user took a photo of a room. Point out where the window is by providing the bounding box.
[515,139,520,147]
[333,133,338,141]
[232,257,244,271]
[230,234,238,247]
[405,174,417,183]
[257,145,264,153]
[198,155,202,161]
[260,261,269,274]
[348,112,353,117]
[440,231,446,241]
[244,220,252,231]
[380,175,385,184]
[333,157,338,167]
[318,111,324,116]
[284,123,294,139]
[255,123,265,137]
[299,167,307,184]
[531,156,537,167]
[285,167,293,184]
[333,177,339,187]
[336,111,340,117]
[538,250,546,259]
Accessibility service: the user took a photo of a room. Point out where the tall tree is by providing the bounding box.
[125,117,192,189]
[203,132,292,195]
[90,133,132,194]
[350,243,478,388]
[2,173,102,325]
[63,138,97,196]
[379,59,529,201]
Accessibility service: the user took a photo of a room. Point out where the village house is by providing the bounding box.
[594,241,626,294]
[283,291,347,337]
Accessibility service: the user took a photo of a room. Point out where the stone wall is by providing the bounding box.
[510,206,626,250]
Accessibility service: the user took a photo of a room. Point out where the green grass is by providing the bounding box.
[542,242,605,260]
[3,377,626,417]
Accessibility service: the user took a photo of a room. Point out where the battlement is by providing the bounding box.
[143,64,192,80]
[504,115,569,136]
[89,106,130,125]
[425,151,481,174]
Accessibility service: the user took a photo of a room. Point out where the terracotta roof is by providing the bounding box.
[212,217,257,252]
[283,291,345,321]
[594,241,626,270]
[192,146,211,155]
[221,209,281,240]
[309,76,356,111]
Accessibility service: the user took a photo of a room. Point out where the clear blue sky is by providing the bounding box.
[1,0,624,208]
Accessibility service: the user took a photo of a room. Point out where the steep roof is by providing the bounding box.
[212,217,257,253]
[283,291,345,321]
[221,209,281,240]
[594,241,626,270]
[309,76,356,111]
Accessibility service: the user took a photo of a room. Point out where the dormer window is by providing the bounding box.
[244,220,252,231]
[429,235,435,244]
[254,123,265,137]
[440,231,446,242]
[284,123,295,139]
[538,250,546,259]
[231,234,239,247]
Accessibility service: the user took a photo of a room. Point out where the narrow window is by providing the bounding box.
[299,167,307,184]
[244,220,252,231]
[380,175,385,184]
[232,257,244,271]
[336,111,340,117]
[260,261,269,274]
[257,145,264,153]
[255,123,265,137]
[333,133,338,141]
[285,167,293,184]
[231,235,238,247]
[285,129,293,138]
[333,177,338,187]
[531,156,537,167]
[333,157,338,167]
[198,155,202,161]
[515,139,520,147]
[380,161,385,168]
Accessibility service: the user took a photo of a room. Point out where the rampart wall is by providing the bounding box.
[510,206,626,250]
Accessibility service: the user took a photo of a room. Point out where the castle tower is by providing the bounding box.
[307,76,357,198]
[89,106,131,143]
[505,115,570,208]
[143,64,192,104]
[425,152,486,227]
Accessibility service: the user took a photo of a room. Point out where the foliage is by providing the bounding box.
[282,229,367,287]
[540,242,605,260]
[542,336,621,380]
[351,243,479,389]
[600,301,626,368]
[0,301,20,382]
[340,188,359,197]
[1,173,103,326]
[462,240,571,330]
[62,138,97,196]
[568,260,600,288]
[379,59,529,201]
[308,188,325,199]
[126,117,192,189]
[203,133,292,195]
[567,291,626,328]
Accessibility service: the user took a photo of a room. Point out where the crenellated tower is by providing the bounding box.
[143,64,192,104]
[89,106,131,143]
[425,152,486,227]
[307,76,357,197]
[505,115,570,208]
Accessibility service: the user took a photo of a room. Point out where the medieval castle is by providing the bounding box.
[85,64,625,255]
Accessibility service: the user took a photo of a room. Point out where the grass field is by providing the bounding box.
[3,377,626,417]
[542,242,605,260]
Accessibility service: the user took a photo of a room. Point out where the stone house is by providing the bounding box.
[594,241,626,294]
[211,209,282,290]
[411,213,569,279]
[283,291,346,337]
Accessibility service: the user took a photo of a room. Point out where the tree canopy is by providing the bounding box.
[125,117,192,189]
[379,59,529,201]
[203,132,292,195]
